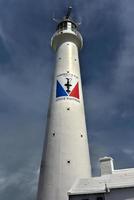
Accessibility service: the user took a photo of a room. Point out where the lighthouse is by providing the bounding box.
[37,7,91,200]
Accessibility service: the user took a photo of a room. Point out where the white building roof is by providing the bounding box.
[68,167,134,195]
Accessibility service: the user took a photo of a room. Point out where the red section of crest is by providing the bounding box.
[69,82,79,99]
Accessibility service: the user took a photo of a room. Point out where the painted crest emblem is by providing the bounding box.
[56,73,79,100]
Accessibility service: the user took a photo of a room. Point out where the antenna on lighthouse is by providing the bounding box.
[65,6,72,19]
[52,6,81,27]
[64,6,81,27]
[52,6,73,23]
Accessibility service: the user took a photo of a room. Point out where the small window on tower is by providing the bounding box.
[67,160,71,164]
[67,107,70,111]
[52,133,55,136]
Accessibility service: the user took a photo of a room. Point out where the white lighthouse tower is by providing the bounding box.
[37,7,91,200]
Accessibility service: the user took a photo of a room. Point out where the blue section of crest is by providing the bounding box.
[56,81,68,97]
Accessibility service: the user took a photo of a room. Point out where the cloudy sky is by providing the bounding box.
[0,0,134,199]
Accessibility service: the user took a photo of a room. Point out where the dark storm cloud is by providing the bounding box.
[0,0,134,199]
[0,0,54,199]
[83,0,134,174]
